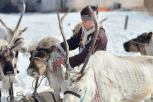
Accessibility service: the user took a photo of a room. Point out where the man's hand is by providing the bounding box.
[53,57,65,67]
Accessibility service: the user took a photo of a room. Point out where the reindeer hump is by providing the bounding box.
[38,37,61,49]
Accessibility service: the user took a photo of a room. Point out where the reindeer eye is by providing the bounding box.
[11,53,15,58]
[79,89,82,92]
[14,64,16,68]
[40,53,45,58]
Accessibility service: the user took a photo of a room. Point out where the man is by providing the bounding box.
[52,5,108,68]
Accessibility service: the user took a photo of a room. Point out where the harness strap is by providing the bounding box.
[135,43,143,55]
[14,38,24,44]
[34,57,48,65]
[64,91,81,98]
[50,92,56,102]
[91,76,101,102]
[15,51,19,58]
[80,88,87,102]
[31,96,39,102]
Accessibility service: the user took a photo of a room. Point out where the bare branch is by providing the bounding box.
[9,0,26,45]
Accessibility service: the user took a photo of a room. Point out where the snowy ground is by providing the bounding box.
[0,11,153,101]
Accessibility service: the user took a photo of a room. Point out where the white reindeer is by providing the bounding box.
[0,35,22,101]
[123,32,153,102]
[61,51,153,102]
[0,1,26,101]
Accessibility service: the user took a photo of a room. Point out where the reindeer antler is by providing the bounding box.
[9,0,26,45]
[57,9,70,69]
[100,17,108,26]
[78,6,100,75]
[0,19,10,30]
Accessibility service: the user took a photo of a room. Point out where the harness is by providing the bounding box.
[14,37,24,58]
[64,75,101,102]
[33,57,49,65]
[33,49,61,66]
[135,42,143,55]
[91,76,101,102]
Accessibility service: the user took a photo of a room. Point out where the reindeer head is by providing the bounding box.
[0,0,26,76]
[57,6,99,102]
[61,65,92,102]
[0,35,21,76]
[27,37,60,78]
[0,0,28,53]
[0,43,17,76]
[123,32,153,54]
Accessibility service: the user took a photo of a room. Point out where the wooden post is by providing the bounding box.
[124,16,128,30]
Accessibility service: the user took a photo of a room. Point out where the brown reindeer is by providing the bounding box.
[27,9,76,97]
[123,32,153,55]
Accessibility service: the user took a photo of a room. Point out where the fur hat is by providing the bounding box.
[81,5,98,16]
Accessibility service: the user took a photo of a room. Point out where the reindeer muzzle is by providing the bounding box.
[3,61,15,76]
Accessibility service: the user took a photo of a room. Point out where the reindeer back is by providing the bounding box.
[38,37,61,49]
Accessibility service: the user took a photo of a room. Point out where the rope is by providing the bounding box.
[32,76,46,91]
[130,40,153,47]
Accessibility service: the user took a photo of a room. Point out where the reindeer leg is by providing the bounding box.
[0,88,1,102]
[9,82,14,101]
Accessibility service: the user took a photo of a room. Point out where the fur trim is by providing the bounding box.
[81,22,103,48]
[81,26,95,48]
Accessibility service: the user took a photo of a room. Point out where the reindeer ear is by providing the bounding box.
[30,50,34,56]
[148,32,152,36]
[22,27,28,32]
[146,32,152,40]
[61,64,67,79]
[7,29,13,35]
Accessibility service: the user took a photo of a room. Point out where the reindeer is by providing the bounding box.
[0,0,28,59]
[0,33,22,101]
[123,32,153,55]
[26,8,78,98]
[26,36,75,96]
[123,32,153,102]
[58,6,153,102]
[0,1,26,101]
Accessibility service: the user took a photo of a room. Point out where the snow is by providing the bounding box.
[0,11,153,101]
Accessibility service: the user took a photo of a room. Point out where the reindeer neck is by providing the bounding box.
[82,67,96,102]
[145,41,153,55]
[46,50,65,95]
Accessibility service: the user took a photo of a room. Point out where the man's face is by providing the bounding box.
[81,15,95,30]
